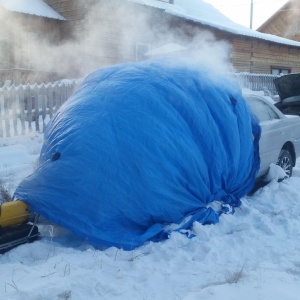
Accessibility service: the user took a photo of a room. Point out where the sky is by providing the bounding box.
[206,0,289,29]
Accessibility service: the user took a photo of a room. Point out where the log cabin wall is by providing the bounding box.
[258,2,300,42]
[230,36,300,73]
[44,0,300,75]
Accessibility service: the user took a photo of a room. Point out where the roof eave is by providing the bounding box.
[135,1,300,48]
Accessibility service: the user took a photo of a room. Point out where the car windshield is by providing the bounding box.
[244,96,279,122]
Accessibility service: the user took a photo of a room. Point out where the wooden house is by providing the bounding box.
[3,0,300,84]
[258,0,300,42]
[43,0,300,77]
[0,0,65,84]
[257,0,300,74]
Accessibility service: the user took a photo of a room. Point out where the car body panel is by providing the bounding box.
[243,94,300,177]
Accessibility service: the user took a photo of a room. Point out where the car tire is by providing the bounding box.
[277,149,293,178]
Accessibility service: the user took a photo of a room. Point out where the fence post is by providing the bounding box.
[19,85,26,135]
[32,84,40,132]
[3,86,10,137]
[48,84,54,120]
[25,84,33,132]
[0,91,3,138]
[40,84,47,133]
[11,85,18,136]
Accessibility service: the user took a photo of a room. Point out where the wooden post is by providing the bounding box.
[41,84,47,133]
[48,84,54,119]
[3,87,10,137]
[0,92,3,138]
[19,85,26,135]
[33,85,40,132]
[11,85,18,136]
[25,85,33,132]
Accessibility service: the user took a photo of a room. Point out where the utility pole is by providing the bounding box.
[250,0,254,29]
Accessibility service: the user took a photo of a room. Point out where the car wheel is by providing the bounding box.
[277,149,293,178]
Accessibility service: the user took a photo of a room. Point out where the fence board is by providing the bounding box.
[26,86,33,132]
[4,87,10,137]
[11,86,18,136]
[32,85,40,133]
[48,85,54,120]
[40,85,47,133]
[19,86,26,135]
[0,93,3,137]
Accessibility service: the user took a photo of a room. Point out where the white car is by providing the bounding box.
[243,93,300,178]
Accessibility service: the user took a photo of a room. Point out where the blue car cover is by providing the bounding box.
[14,59,260,250]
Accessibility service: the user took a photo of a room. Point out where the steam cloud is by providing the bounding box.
[1,1,234,81]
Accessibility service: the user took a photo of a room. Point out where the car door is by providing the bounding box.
[259,119,286,176]
[244,96,286,177]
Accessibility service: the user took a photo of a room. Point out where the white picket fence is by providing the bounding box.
[0,73,280,138]
[234,72,280,95]
[0,80,80,137]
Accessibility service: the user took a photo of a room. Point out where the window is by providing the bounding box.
[245,97,279,122]
[271,67,291,75]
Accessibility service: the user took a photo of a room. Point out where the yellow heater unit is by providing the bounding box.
[0,200,29,228]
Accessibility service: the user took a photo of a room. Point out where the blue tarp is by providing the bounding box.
[14,59,261,250]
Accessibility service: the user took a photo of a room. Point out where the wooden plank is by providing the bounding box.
[0,93,3,138]
[48,85,54,119]
[11,86,18,136]
[25,85,33,132]
[3,87,10,137]
[55,84,62,112]
[33,86,40,133]
[63,84,68,104]
[18,86,26,135]
[40,85,47,133]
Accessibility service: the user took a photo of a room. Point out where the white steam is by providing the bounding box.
[1,1,234,80]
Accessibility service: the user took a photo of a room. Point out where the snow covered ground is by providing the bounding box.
[0,133,300,300]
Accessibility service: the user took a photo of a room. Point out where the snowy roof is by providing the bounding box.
[0,0,66,20]
[129,0,300,47]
